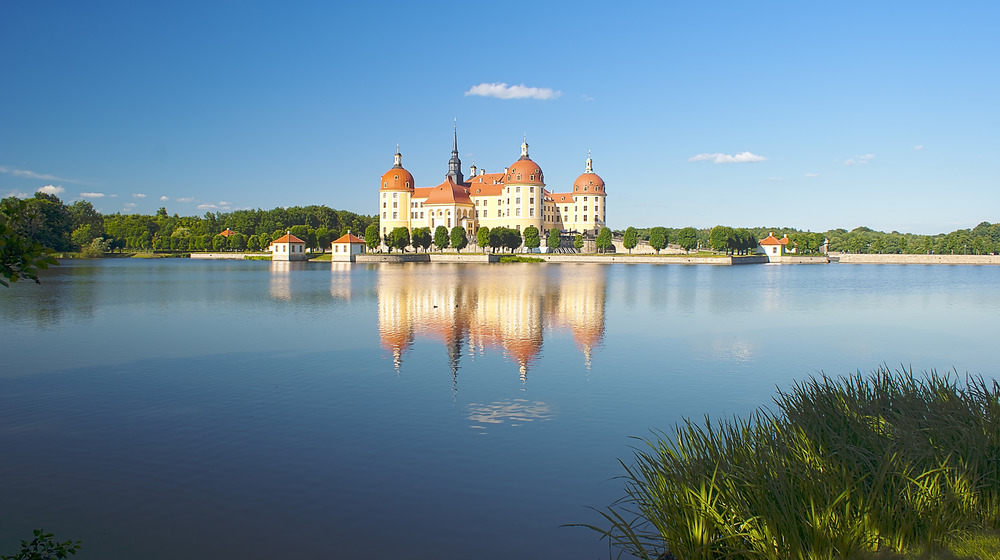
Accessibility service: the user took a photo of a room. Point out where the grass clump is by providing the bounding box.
[499,255,544,263]
[584,366,1000,560]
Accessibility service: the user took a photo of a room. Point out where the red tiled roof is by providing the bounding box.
[272,233,305,244]
[332,233,365,244]
[424,177,473,205]
[759,234,789,246]
[219,228,236,237]
[548,192,574,203]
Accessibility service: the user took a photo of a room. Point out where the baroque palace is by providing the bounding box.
[378,128,607,246]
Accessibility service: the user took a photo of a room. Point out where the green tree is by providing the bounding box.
[390,227,411,252]
[247,235,261,252]
[649,227,667,254]
[488,227,504,253]
[212,234,226,251]
[623,227,638,254]
[574,234,584,251]
[677,227,698,252]
[596,227,613,253]
[411,227,432,252]
[434,225,450,252]
[450,226,468,252]
[365,223,380,251]
[523,225,540,251]
[1,529,82,560]
[709,225,733,254]
[1,198,58,286]
[477,226,491,253]
[547,228,561,251]
[23,192,73,251]
[503,228,523,252]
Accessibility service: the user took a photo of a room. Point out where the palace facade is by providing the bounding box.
[378,129,607,246]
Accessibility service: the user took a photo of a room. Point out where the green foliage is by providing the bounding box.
[450,226,468,252]
[678,226,698,252]
[389,226,410,252]
[433,225,450,251]
[80,237,111,258]
[1,198,58,286]
[23,193,73,251]
[623,227,638,253]
[499,255,544,262]
[365,223,380,251]
[488,227,522,253]
[523,225,541,250]
[547,227,562,251]
[596,227,613,253]
[585,367,1000,560]
[649,227,667,253]
[1,529,81,560]
[573,234,584,250]
[411,227,432,252]
[477,226,491,252]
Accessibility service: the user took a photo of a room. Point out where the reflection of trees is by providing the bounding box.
[0,263,98,328]
[376,263,607,387]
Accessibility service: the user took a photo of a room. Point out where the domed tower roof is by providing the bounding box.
[380,147,415,191]
[505,139,544,186]
[573,152,605,194]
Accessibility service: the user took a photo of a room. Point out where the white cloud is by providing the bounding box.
[123,202,137,208]
[805,173,819,178]
[176,197,195,203]
[0,166,79,183]
[688,151,767,164]
[133,193,147,198]
[197,203,218,210]
[218,200,230,206]
[3,190,30,198]
[914,145,924,151]
[37,185,65,195]
[581,94,595,101]
[160,195,169,201]
[464,82,562,100]
[80,192,105,198]
[109,194,118,198]
[844,154,875,165]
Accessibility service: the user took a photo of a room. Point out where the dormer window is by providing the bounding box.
[394,175,399,180]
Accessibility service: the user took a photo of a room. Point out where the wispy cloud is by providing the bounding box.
[80,192,105,198]
[176,197,195,203]
[805,173,819,178]
[198,201,232,211]
[37,185,65,195]
[688,151,767,164]
[0,166,82,184]
[133,193,147,198]
[160,195,169,201]
[914,145,924,151]
[124,202,137,208]
[465,82,562,100]
[844,154,875,165]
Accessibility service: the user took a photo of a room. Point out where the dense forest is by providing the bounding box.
[624,222,1000,255]
[2,192,376,254]
[6,191,1000,256]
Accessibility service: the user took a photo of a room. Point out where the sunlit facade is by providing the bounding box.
[378,129,607,248]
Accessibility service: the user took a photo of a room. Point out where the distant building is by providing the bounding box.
[759,232,790,261]
[219,228,236,237]
[378,127,607,250]
[269,232,307,261]
[331,232,366,262]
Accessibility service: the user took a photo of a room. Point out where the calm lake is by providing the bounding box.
[2,259,998,559]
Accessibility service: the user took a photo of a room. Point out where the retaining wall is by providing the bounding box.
[836,254,1000,265]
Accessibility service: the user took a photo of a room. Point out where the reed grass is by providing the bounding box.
[582,366,1000,560]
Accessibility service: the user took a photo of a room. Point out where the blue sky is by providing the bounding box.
[2,1,997,234]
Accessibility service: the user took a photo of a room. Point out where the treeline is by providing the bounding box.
[3,192,376,253]
[619,222,1000,255]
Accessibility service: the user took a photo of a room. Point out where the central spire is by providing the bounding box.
[447,120,464,183]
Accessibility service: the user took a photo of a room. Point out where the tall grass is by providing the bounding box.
[584,366,1000,559]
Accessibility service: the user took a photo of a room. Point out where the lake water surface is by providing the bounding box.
[2,260,998,559]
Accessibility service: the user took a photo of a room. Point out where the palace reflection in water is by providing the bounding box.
[375,263,606,383]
